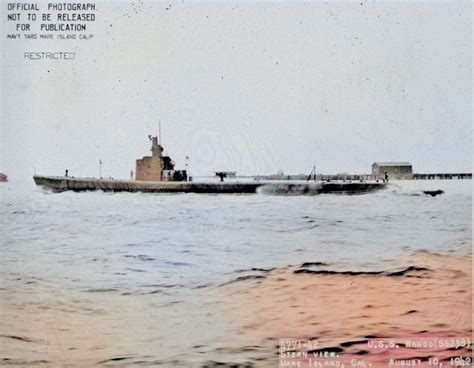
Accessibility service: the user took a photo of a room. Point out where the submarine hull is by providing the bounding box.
[33,176,387,195]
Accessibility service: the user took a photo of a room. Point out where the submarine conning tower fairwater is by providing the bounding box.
[135,135,187,182]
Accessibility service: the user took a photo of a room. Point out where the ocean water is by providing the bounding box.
[0,179,472,366]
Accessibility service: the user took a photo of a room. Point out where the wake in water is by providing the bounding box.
[256,182,323,195]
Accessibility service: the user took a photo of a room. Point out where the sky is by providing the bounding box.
[1,1,472,181]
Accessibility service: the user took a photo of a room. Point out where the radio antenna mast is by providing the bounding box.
[159,120,162,145]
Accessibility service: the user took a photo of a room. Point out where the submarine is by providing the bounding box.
[33,136,387,195]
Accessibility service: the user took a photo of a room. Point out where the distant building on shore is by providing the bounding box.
[135,136,187,182]
[372,162,413,180]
